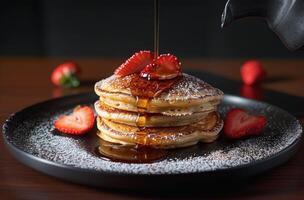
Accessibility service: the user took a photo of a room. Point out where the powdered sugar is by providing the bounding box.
[156,74,224,101]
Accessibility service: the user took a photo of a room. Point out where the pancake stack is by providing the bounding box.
[94,73,224,149]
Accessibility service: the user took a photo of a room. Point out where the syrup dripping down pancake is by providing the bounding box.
[96,112,223,149]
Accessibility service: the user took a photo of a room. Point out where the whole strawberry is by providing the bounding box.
[240,60,266,85]
[51,62,80,88]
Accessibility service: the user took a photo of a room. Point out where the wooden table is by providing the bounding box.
[0,58,303,200]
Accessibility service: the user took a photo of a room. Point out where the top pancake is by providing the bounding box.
[95,73,223,114]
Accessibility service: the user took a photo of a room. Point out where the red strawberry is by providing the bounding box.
[224,108,267,139]
[54,106,95,135]
[140,54,182,80]
[114,50,154,77]
[51,62,80,88]
[240,60,266,85]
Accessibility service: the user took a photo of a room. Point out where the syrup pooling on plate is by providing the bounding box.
[96,138,167,163]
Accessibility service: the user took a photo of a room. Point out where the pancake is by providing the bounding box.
[94,72,224,149]
[94,100,215,127]
[95,73,223,114]
[96,112,223,149]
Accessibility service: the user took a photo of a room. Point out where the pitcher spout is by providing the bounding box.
[221,0,269,28]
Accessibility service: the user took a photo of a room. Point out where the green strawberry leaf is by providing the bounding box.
[60,74,80,88]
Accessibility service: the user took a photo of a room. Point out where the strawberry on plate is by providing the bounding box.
[224,108,267,139]
[114,50,154,77]
[240,60,266,86]
[51,62,81,88]
[140,54,182,80]
[54,106,95,135]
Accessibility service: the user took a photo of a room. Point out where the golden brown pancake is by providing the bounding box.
[95,73,223,114]
[96,112,223,149]
[94,100,215,127]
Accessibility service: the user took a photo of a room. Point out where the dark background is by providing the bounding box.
[1,0,303,58]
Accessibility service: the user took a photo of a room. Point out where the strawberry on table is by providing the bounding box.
[51,62,80,88]
[241,60,266,85]
[114,50,154,77]
[54,106,95,135]
[140,54,182,80]
[224,108,267,139]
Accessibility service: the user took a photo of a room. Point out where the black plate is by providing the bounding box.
[2,92,302,189]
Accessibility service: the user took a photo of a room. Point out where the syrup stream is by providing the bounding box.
[154,0,160,58]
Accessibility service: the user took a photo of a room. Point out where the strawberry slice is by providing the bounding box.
[114,50,154,77]
[240,60,266,85]
[224,108,267,139]
[54,106,95,135]
[140,54,182,80]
